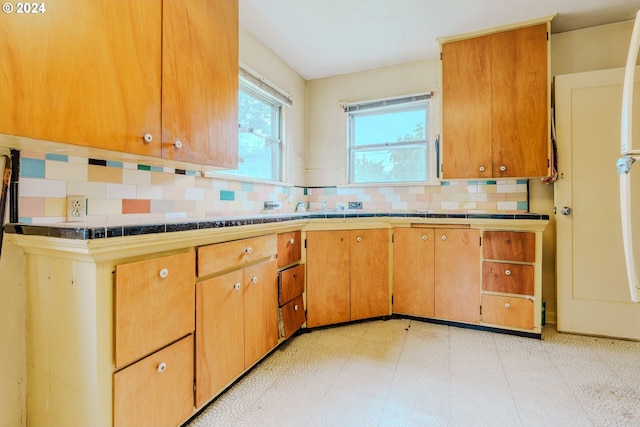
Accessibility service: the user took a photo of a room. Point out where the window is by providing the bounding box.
[346,94,433,184]
[219,69,290,181]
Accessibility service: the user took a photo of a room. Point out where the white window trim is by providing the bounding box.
[342,92,440,186]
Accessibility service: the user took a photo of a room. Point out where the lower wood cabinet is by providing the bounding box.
[306,229,390,327]
[195,259,278,407]
[114,335,195,427]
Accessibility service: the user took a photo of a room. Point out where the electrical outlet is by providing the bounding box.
[67,195,87,221]
[348,201,362,209]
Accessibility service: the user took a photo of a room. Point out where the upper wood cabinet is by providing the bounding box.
[441,23,549,179]
[0,0,238,168]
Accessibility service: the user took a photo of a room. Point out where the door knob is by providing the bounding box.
[561,206,573,216]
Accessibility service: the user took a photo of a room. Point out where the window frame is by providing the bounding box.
[345,93,439,186]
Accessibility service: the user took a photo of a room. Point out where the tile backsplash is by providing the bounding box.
[17,151,528,224]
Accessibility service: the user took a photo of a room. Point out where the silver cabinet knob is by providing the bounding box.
[479,166,485,172]
[143,133,153,143]
[289,238,295,245]
[505,269,511,276]
[159,268,169,278]
[246,247,253,254]
[157,362,167,373]
[441,235,447,241]
[356,236,362,242]
[251,276,258,283]
[174,140,183,149]
[233,283,241,290]
[422,235,428,241]
[504,303,511,309]
[499,165,507,172]
[561,207,573,216]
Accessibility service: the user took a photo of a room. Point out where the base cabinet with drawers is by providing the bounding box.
[392,225,543,335]
[277,231,306,339]
[481,230,538,330]
[195,235,279,408]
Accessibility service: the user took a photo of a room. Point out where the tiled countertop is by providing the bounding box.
[4,211,550,240]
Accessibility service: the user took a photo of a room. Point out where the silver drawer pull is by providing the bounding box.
[159,268,169,278]
[157,362,167,373]
[505,269,511,276]
[504,303,511,309]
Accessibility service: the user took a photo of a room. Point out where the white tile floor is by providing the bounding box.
[185,319,640,427]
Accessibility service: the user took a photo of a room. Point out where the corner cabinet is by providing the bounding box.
[306,229,391,328]
[0,0,238,169]
[440,20,550,179]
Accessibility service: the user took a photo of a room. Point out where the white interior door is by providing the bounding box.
[555,66,640,340]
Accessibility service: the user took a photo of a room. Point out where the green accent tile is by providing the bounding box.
[220,190,235,201]
[324,187,338,195]
[186,170,197,176]
[21,158,45,178]
[107,160,123,168]
[150,166,164,172]
[440,181,451,186]
[517,179,528,185]
[18,217,33,224]
[138,164,151,171]
[241,182,254,192]
[517,201,528,210]
[45,153,68,162]
[304,187,308,196]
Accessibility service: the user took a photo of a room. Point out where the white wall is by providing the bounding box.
[306,59,440,186]
[239,27,307,186]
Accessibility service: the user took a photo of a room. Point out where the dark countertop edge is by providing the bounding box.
[4,212,550,240]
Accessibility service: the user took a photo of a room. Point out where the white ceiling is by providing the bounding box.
[240,0,640,80]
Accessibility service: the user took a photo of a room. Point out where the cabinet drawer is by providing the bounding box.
[115,252,195,368]
[483,231,535,262]
[277,231,302,268]
[482,295,533,329]
[197,234,276,277]
[279,295,305,340]
[114,334,194,427]
[482,262,534,296]
[279,264,305,305]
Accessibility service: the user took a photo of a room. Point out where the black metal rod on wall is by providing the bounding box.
[9,149,19,224]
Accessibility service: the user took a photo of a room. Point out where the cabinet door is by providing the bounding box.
[244,259,278,368]
[491,24,548,178]
[434,229,481,323]
[393,228,435,318]
[162,0,238,167]
[306,231,351,327]
[115,252,195,368]
[114,335,194,427]
[351,229,390,320]
[195,270,244,408]
[0,0,161,156]
[280,295,306,340]
[442,35,493,179]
